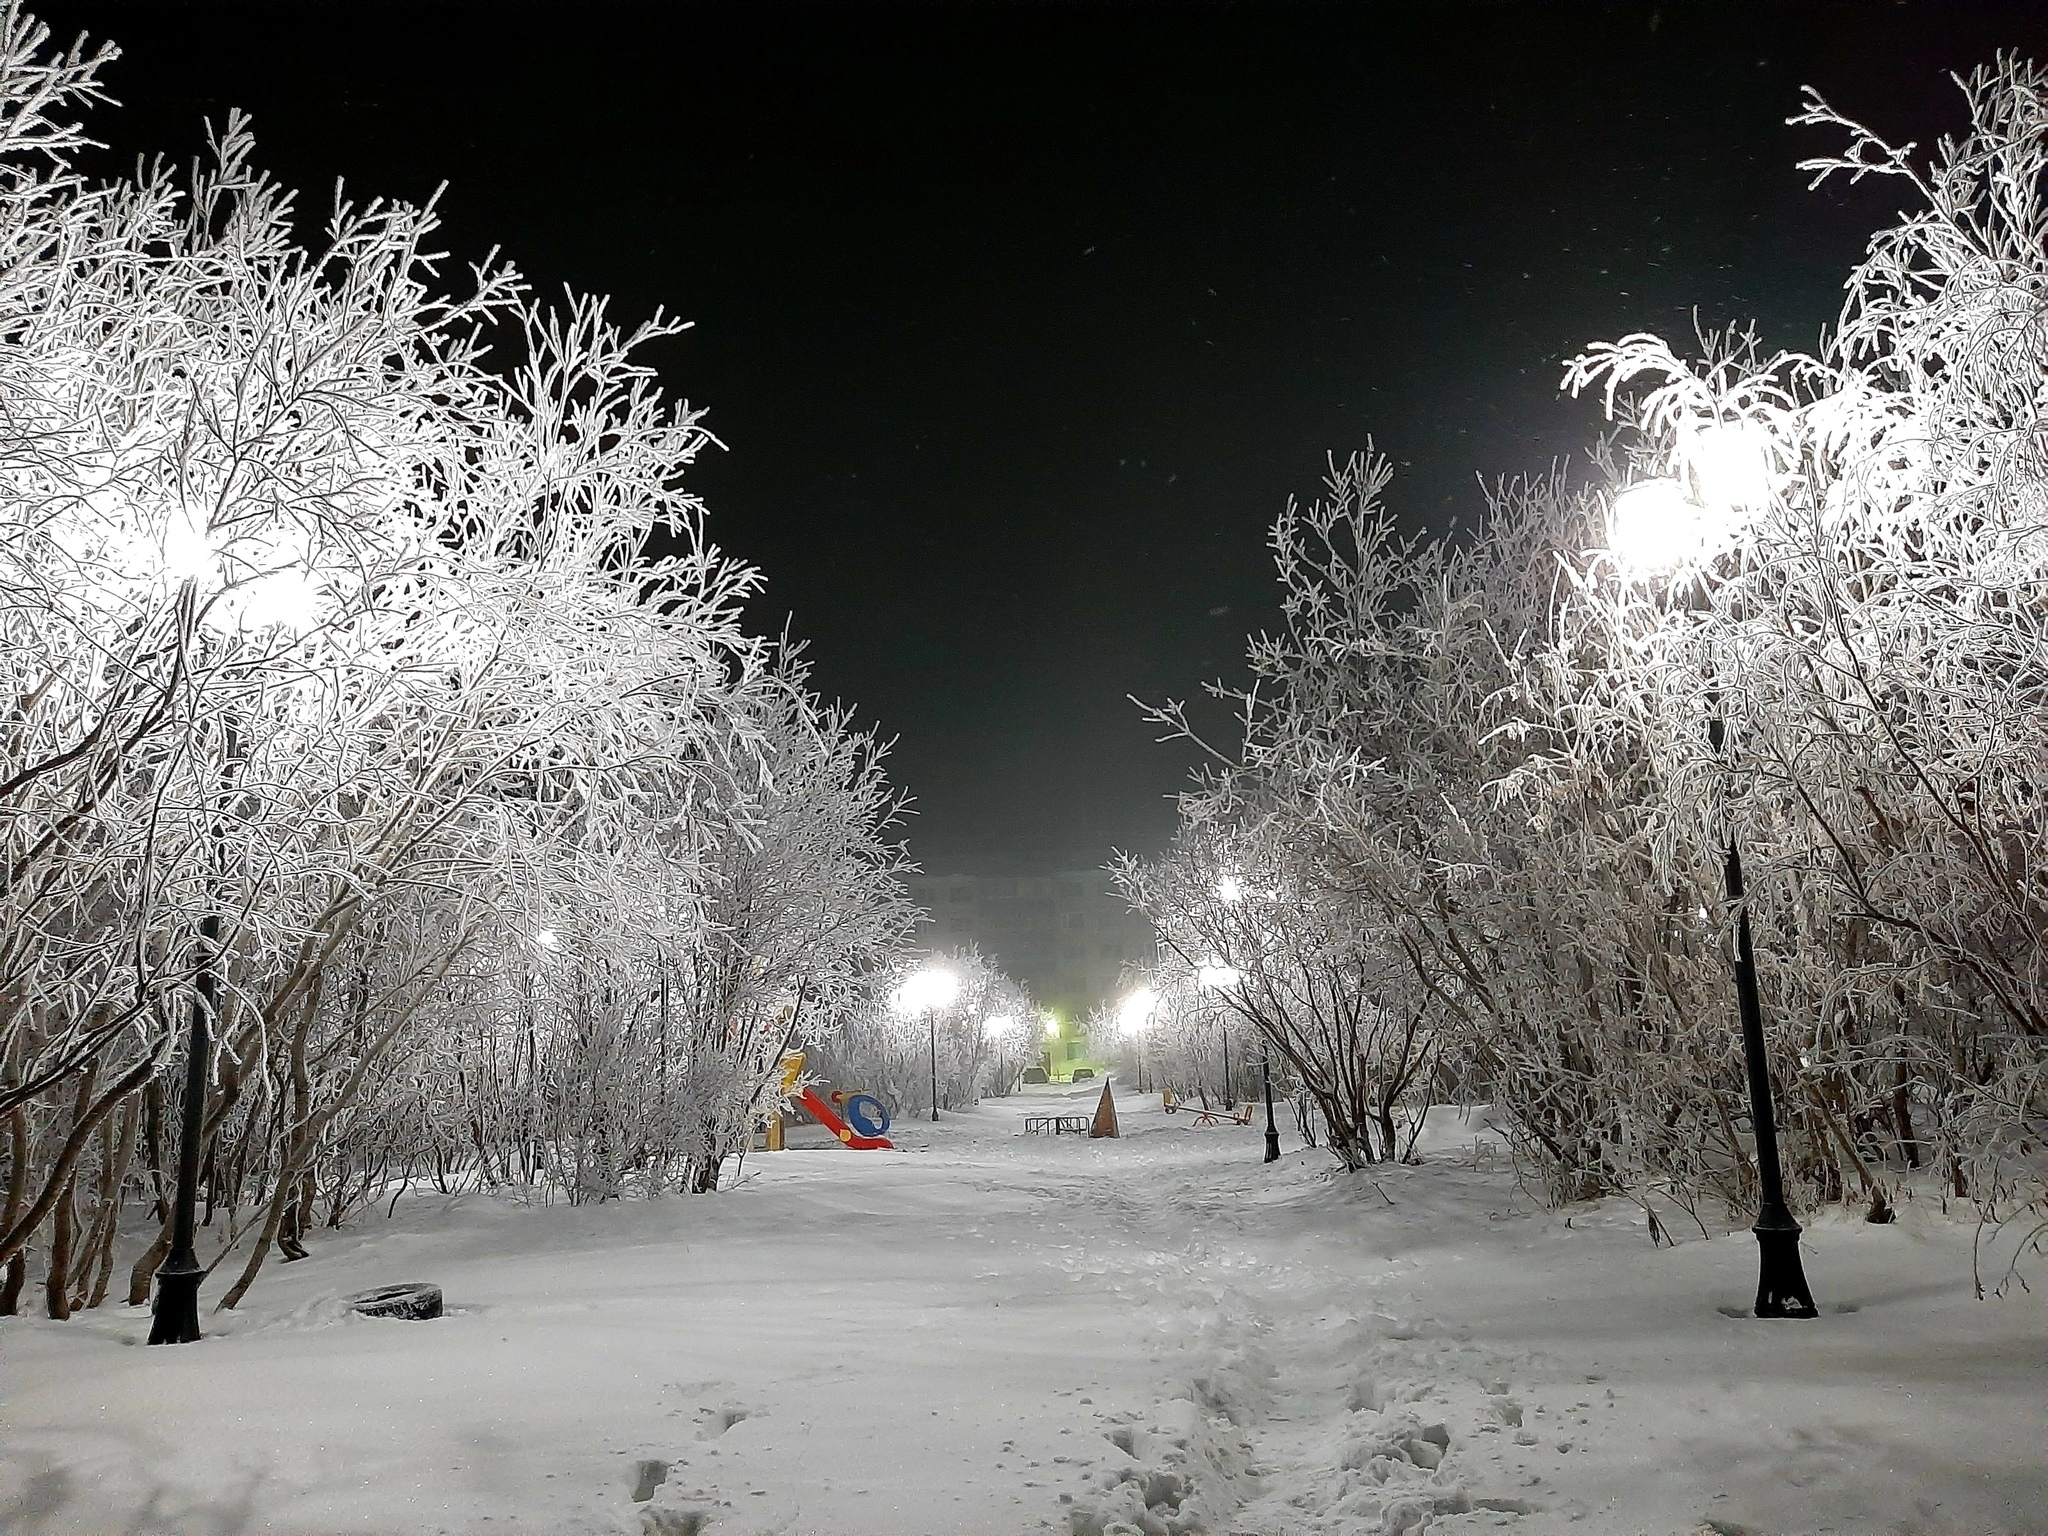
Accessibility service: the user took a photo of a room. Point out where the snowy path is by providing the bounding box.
[2,1083,2043,1536]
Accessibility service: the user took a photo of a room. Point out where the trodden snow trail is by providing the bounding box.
[2,1081,2042,1536]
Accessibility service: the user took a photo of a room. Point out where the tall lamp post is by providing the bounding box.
[1116,985,1158,1091]
[148,904,220,1345]
[1609,437,1817,1319]
[145,545,332,1344]
[151,607,255,1343]
[892,966,958,1122]
[1259,1040,1281,1164]
[1196,959,1277,1161]
[982,1014,1015,1097]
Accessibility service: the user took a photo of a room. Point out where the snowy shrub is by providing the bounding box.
[1124,58,2048,1251]
[0,8,920,1315]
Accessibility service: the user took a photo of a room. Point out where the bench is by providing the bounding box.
[1024,1114,1092,1136]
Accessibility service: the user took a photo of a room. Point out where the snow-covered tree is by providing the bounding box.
[1124,58,2048,1252]
[0,7,921,1315]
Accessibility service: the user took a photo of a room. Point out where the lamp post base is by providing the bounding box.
[1260,1058,1281,1163]
[1751,1216,1818,1319]
[147,1258,203,1345]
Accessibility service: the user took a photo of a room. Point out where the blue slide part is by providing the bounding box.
[843,1094,890,1138]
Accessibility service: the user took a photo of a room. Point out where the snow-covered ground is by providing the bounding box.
[3,1082,2042,1536]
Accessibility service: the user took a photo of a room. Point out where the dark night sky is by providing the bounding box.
[36,1,2048,872]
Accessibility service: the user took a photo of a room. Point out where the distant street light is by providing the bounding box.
[1115,986,1158,1038]
[1117,985,1159,1092]
[892,966,959,1122]
[983,1014,1016,1096]
[1608,432,1817,1320]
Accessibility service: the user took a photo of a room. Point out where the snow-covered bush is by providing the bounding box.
[0,8,919,1315]
[1124,58,2048,1248]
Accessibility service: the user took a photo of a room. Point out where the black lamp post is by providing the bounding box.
[147,907,217,1344]
[151,709,240,1345]
[929,1008,940,1123]
[1609,470,1817,1319]
[1710,716,1817,1318]
[1260,1041,1281,1164]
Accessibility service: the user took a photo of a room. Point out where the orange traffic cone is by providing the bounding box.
[1090,1079,1120,1139]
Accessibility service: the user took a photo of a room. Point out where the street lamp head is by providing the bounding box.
[531,928,559,951]
[139,507,333,638]
[1610,420,1778,579]
[1608,477,1703,576]
[1215,873,1245,904]
[891,966,958,1016]
[1116,985,1159,1038]
[1042,1012,1061,1039]
[982,1014,1015,1039]
[1196,959,1243,991]
[1685,419,1778,518]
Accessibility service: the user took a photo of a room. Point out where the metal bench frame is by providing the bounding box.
[1024,1114,1092,1136]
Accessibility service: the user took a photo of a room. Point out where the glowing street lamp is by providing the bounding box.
[1115,985,1158,1038]
[892,966,959,1122]
[1608,477,1703,574]
[1116,986,1158,1092]
[1607,428,1817,1321]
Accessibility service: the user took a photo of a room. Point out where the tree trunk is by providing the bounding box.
[0,1052,154,1273]
[279,1170,315,1261]
[43,1176,75,1320]
[127,1217,172,1307]
[143,1077,166,1222]
[84,1098,139,1308]
[218,1150,302,1310]
[1892,1062,1921,1169]
[0,1107,27,1315]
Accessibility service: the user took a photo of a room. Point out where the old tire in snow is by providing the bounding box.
[349,1282,443,1320]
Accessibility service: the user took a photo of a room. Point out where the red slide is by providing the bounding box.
[796,1088,893,1149]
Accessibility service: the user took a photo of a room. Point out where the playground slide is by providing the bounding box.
[796,1087,893,1150]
